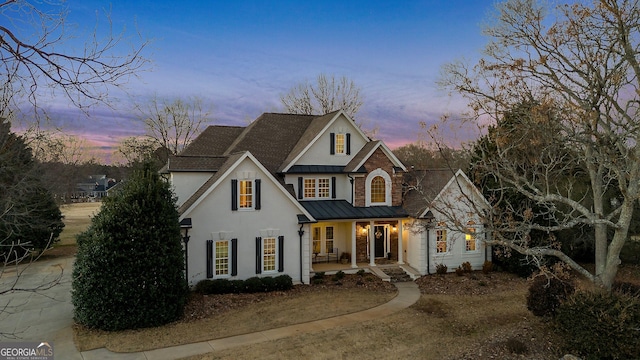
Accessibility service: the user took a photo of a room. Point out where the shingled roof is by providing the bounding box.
[402,169,458,217]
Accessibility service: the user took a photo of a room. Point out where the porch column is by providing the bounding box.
[351,221,357,268]
[369,220,376,266]
[397,220,404,265]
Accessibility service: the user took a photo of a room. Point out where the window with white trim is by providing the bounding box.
[311,225,335,255]
[370,176,385,203]
[325,226,334,253]
[335,133,345,154]
[465,221,477,251]
[214,240,229,276]
[263,237,277,272]
[312,227,321,254]
[239,180,253,209]
[436,222,447,253]
[304,177,331,199]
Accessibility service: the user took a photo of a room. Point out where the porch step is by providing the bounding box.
[381,267,413,283]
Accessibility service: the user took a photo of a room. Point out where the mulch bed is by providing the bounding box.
[415,271,528,295]
[183,273,396,322]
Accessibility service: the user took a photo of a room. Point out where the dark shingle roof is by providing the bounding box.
[300,200,408,220]
[223,113,318,174]
[180,126,245,156]
[344,140,381,172]
[402,169,457,217]
[286,165,367,174]
[167,156,229,172]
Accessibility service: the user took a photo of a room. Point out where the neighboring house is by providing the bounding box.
[166,110,489,285]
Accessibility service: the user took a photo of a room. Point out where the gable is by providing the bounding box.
[280,111,370,171]
[179,151,314,222]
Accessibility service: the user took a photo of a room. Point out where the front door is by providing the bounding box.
[374,225,387,258]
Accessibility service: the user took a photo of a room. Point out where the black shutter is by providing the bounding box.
[346,133,351,155]
[255,179,261,210]
[231,179,238,211]
[206,240,213,278]
[231,238,238,276]
[255,237,262,274]
[297,177,303,199]
[330,133,335,154]
[278,235,284,272]
[331,177,337,199]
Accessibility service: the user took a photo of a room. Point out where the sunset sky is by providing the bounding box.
[35,1,494,159]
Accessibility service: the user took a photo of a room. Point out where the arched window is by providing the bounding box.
[371,176,385,203]
[365,168,391,206]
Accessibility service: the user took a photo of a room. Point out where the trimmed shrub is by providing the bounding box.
[260,276,276,292]
[435,263,448,275]
[72,165,187,331]
[229,280,245,293]
[356,269,366,276]
[455,266,464,276]
[274,275,293,291]
[461,261,472,273]
[554,291,640,360]
[526,275,575,317]
[482,260,493,274]
[312,271,325,280]
[332,270,345,281]
[243,277,264,293]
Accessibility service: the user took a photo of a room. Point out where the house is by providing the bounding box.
[166,110,489,285]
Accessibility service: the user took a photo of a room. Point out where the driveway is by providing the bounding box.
[0,256,82,359]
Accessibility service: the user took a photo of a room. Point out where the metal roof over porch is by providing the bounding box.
[300,200,408,220]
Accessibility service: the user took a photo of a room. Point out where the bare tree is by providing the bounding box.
[138,96,213,156]
[438,0,640,289]
[113,136,162,166]
[0,0,150,119]
[281,74,364,119]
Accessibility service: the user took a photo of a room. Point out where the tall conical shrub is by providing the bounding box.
[72,164,186,331]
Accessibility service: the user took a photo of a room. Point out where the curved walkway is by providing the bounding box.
[80,281,421,360]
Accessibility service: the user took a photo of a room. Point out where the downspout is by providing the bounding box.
[426,227,430,275]
[347,174,354,205]
[298,224,305,284]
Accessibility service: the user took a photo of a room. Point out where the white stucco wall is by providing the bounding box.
[405,173,491,275]
[183,157,310,285]
[294,114,368,166]
[171,172,213,207]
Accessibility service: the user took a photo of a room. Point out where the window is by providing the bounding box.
[318,178,330,198]
[312,227,321,254]
[304,178,316,198]
[365,169,391,206]
[311,225,334,255]
[335,133,345,154]
[303,177,331,199]
[436,222,447,253]
[466,221,477,251]
[215,240,229,276]
[325,226,334,253]
[239,180,253,209]
[263,237,276,272]
[370,176,385,203]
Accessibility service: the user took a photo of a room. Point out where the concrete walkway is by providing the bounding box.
[1,257,421,360]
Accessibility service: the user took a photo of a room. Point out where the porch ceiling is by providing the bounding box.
[300,200,408,220]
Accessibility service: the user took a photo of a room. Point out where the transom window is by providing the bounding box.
[215,240,229,276]
[239,180,253,209]
[436,222,447,253]
[263,237,276,272]
[304,177,330,199]
[370,176,386,203]
[465,221,477,251]
[335,133,345,154]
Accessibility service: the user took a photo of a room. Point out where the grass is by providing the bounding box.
[74,288,397,352]
[181,281,542,360]
[58,202,102,246]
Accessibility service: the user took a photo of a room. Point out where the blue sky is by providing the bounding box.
[47,1,494,154]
